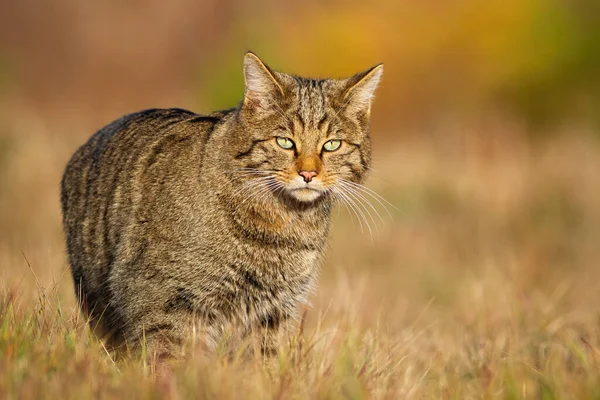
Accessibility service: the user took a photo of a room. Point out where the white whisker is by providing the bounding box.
[340,178,400,217]
[331,188,360,232]
[331,190,358,229]
[337,181,383,229]
[337,184,377,238]
[332,186,370,238]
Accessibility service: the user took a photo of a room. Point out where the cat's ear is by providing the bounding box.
[343,64,384,116]
[243,52,284,112]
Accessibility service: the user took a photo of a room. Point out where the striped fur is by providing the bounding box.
[61,53,383,355]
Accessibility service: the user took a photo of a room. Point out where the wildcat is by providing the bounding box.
[61,52,383,356]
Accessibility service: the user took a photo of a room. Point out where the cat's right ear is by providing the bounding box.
[243,52,284,112]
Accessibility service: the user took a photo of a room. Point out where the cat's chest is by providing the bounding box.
[243,245,321,282]
[243,248,321,314]
[231,243,322,297]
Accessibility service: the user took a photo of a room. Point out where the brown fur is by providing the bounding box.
[60,52,383,355]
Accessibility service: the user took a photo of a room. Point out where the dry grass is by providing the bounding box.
[1,117,600,399]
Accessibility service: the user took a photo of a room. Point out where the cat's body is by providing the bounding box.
[61,53,382,355]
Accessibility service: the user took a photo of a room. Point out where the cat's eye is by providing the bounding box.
[276,137,295,150]
[323,139,342,152]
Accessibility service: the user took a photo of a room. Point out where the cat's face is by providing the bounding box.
[231,53,382,204]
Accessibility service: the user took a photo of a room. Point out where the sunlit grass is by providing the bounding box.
[2,276,599,399]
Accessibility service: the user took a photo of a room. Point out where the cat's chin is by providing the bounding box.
[288,188,324,203]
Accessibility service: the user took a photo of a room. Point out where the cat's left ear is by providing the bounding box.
[243,52,284,112]
[343,64,384,116]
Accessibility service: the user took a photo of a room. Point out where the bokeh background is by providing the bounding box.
[1,1,600,396]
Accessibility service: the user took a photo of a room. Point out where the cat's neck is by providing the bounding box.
[219,185,332,249]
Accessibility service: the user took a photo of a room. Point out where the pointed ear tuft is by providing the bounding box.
[243,52,284,112]
[343,64,383,116]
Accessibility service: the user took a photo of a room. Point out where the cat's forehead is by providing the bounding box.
[288,77,338,129]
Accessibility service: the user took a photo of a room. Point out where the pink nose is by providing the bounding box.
[299,170,318,183]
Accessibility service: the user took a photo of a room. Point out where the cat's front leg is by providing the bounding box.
[255,311,290,356]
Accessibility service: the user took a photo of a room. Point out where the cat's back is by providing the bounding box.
[60,108,224,316]
[61,108,214,225]
[62,108,215,180]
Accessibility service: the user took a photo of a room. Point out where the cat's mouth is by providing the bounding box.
[288,187,324,202]
[278,176,329,203]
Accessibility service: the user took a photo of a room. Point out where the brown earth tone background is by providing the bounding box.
[1,1,600,398]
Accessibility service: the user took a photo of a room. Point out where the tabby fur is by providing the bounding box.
[61,52,383,355]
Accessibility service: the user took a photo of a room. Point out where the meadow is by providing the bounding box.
[2,1,600,397]
[1,115,599,398]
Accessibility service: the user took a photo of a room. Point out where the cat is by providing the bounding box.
[61,52,383,356]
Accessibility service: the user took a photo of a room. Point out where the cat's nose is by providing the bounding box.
[299,170,318,183]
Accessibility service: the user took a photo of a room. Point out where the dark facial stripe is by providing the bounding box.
[317,114,328,130]
[245,159,270,170]
[342,145,369,170]
[342,162,363,179]
[235,138,271,159]
[296,113,306,131]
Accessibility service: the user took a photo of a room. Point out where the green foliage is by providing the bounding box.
[496,1,600,131]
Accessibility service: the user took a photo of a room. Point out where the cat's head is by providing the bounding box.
[230,52,382,204]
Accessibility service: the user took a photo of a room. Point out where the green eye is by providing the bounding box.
[276,137,295,149]
[323,139,342,152]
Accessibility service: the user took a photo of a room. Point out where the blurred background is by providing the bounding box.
[1,0,599,335]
